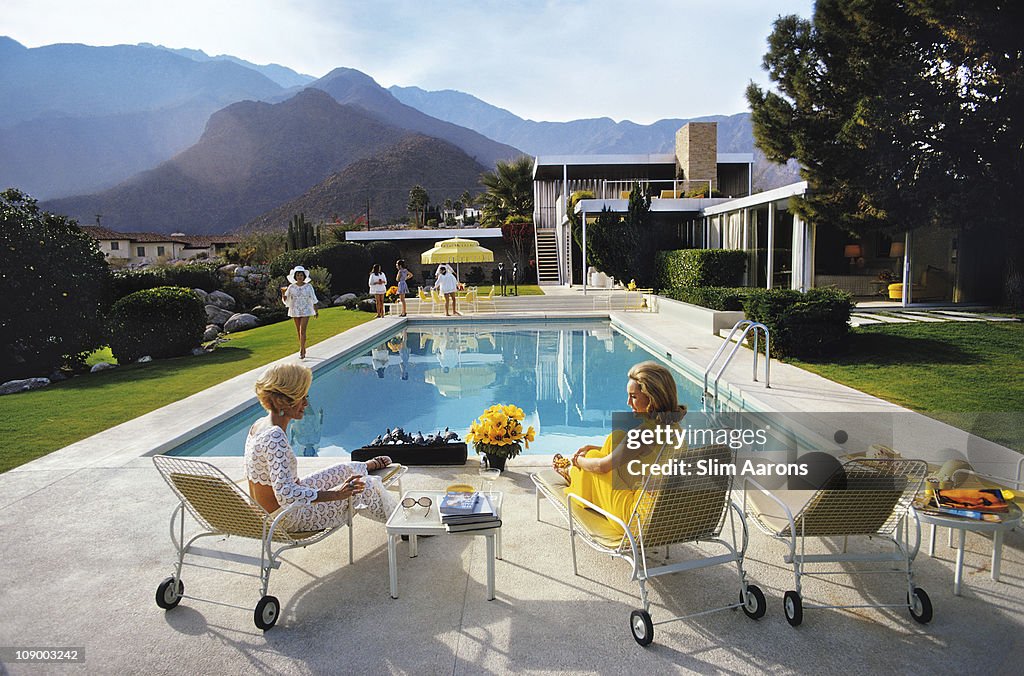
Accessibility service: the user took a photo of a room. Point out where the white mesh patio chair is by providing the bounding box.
[531,444,766,646]
[152,455,405,630]
[744,458,930,627]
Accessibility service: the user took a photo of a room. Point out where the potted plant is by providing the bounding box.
[466,404,536,471]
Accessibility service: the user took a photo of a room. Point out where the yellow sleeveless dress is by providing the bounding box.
[564,428,669,529]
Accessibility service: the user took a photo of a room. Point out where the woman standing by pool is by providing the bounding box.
[433,265,461,316]
[395,259,411,317]
[245,363,396,531]
[368,264,388,318]
[281,266,318,359]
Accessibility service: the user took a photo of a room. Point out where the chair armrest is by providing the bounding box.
[566,492,638,555]
[743,477,798,557]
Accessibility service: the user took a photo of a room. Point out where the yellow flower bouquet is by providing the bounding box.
[385,285,400,302]
[466,404,536,460]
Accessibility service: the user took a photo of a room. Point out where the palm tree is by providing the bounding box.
[407,185,429,228]
[478,156,533,228]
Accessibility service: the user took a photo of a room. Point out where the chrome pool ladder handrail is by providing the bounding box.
[702,320,770,409]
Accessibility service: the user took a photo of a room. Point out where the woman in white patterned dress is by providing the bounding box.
[244,362,397,531]
[281,266,319,359]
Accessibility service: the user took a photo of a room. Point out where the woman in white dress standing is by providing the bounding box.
[368,264,388,318]
[281,266,318,359]
[245,363,396,531]
[433,265,461,316]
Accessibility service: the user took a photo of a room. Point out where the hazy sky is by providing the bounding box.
[3,0,816,124]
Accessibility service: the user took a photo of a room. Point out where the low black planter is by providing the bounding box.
[351,442,468,466]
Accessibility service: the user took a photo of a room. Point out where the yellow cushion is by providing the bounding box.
[534,469,625,548]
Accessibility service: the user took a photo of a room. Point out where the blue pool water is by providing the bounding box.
[168,320,724,458]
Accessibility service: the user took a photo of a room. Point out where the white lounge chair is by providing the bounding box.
[152,455,405,630]
[531,444,765,646]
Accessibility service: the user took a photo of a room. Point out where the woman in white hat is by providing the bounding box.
[281,266,319,359]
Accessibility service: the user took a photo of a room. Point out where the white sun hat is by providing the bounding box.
[287,266,310,284]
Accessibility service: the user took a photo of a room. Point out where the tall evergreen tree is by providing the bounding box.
[747,0,1023,302]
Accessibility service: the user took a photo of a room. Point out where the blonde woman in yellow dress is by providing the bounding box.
[552,361,686,528]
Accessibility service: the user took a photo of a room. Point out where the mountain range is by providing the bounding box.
[4,36,803,235]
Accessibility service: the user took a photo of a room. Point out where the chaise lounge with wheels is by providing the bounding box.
[531,443,766,646]
[151,455,405,630]
[744,457,931,627]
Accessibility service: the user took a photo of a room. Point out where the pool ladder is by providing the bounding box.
[702,320,770,410]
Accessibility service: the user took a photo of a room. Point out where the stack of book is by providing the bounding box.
[439,491,501,532]
[915,488,1011,523]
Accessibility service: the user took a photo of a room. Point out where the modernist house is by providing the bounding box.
[532,122,1001,305]
[81,226,239,265]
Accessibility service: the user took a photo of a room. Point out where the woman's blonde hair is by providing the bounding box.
[628,361,686,420]
[255,363,312,413]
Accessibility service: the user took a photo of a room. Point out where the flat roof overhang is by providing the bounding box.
[574,197,734,214]
[533,153,754,181]
[345,227,503,241]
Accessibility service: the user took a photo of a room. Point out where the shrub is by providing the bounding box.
[107,286,205,363]
[268,242,370,295]
[662,287,756,311]
[365,241,402,272]
[656,249,747,289]
[742,288,854,359]
[0,189,111,379]
[249,306,289,326]
[111,263,221,301]
[465,266,485,284]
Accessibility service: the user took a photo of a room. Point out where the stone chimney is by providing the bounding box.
[675,122,718,194]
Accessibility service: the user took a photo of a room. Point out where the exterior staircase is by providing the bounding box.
[535,229,561,285]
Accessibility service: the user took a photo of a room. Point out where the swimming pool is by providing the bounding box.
[168,320,738,458]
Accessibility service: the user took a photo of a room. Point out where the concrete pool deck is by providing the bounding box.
[1,291,1022,674]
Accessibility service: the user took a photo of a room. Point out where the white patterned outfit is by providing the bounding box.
[284,283,318,318]
[244,424,397,531]
[368,272,387,295]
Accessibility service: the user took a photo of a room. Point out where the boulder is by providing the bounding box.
[224,313,259,333]
[0,377,51,395]
[136,355,153,363]
[205,304,234,326]
[193,288,209,303]
[90,362,116,373]
[358,298,377,312]
[203,324,221,341]
[218,264,238,275]
[191,347,208,356]
[206,290,236,310]
[48,370,68,383]
[232,275,245,284]
[334,293,357,307]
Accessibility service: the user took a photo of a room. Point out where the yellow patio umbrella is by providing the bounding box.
[420,237,494,278]
[424,366,497,398]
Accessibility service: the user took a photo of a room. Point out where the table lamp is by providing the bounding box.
[844,244,863,270]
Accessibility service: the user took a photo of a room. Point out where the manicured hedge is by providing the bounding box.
[742,288,854,359]
[656,249,747,289]
[111,263,221,301]
[269,242,370,295]
[661,287,757,311]
[107,286,206,363]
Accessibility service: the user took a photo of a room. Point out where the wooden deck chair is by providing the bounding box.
[531,444,765,646]
[152,455,406,630]
[744,458,931,627]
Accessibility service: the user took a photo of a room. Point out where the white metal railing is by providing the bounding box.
[702,320,770,410]
[603,179,715,199]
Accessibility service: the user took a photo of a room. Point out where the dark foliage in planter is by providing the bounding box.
[269,242,371,295]
[661,287,757,311]
[111,262,221,301]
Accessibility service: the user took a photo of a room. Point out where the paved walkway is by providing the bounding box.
[851,307,1019,327]
[1,287,1022,675]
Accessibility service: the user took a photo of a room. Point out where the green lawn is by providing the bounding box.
[0,308,374,473]
[791,321,1024,452]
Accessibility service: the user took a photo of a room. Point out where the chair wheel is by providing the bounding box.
[155,576,184,609]
[741,584,767,620]
[908,587,933,624]
[254,595,280,631]
[784,590,803,627]
[629,609,654,646]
